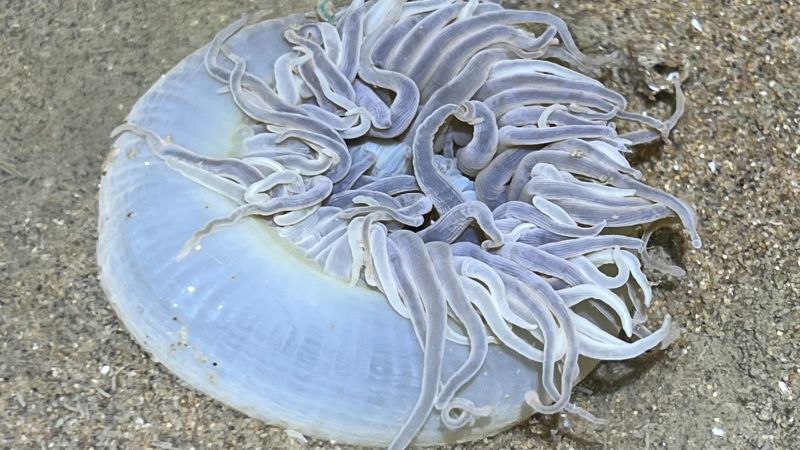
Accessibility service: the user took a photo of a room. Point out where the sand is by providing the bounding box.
[1,0,797,448]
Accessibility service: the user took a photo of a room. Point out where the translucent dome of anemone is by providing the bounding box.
[98,1,700,449]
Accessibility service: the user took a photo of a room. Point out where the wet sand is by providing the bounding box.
[1,0,797,448]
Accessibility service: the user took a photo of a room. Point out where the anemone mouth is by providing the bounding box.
[108,1,700,448]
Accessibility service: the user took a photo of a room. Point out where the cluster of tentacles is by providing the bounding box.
[117,0,700,448]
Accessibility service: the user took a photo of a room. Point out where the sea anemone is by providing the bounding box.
[98,0,701,449]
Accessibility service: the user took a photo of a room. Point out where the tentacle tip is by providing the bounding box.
[348,271,361,287]
[565,403,607,426]
[480,238,504,251]
[660,131,674,145]
[622,322,633,338]
[175,244,194,262]
[589,220,608,233]
[110,123,129,139]
[523,390,548,411]
[659,321,681,350]
[345,107,367,117]
[475,404,494,418]
[588,49,620,67]
[671,266,688,278]
[440,398,495,430]
[588,416,609,427]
